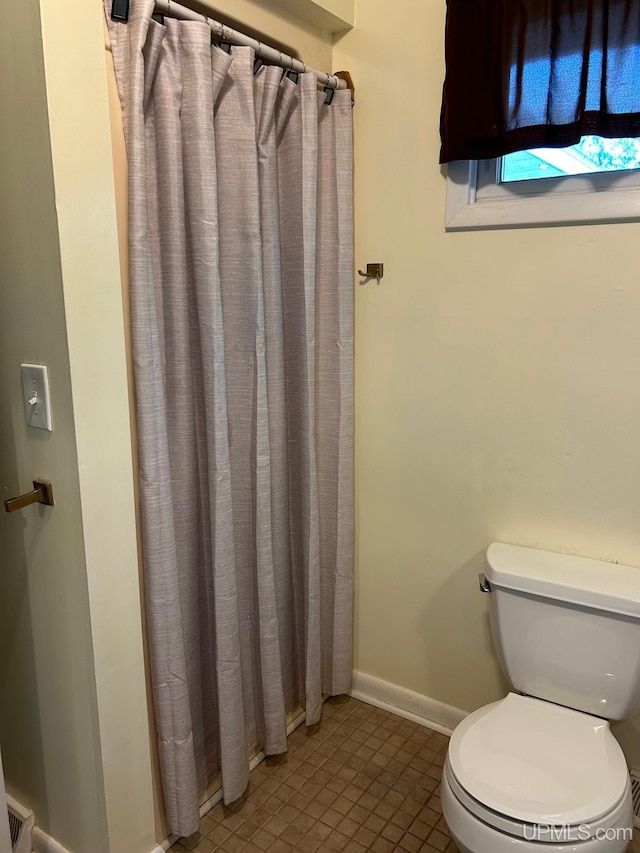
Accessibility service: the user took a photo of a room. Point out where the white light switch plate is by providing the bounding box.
[21,364,52,431]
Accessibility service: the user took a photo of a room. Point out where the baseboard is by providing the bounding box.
[32,827,163,853]
[31,828,72,853]
[159,708,308,850]
[31,686,458,853]
[350,670,468,736]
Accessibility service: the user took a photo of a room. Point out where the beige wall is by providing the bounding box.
[269,0,354,33]
[0,1,107,850]
[0,0,156,851]
[188,0,335,69]
[334,1,640,765]
[39,1,157,850]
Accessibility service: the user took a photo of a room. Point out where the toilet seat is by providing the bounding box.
[442,763,633,851]
[447,693,630,841]
[444,758,631,843]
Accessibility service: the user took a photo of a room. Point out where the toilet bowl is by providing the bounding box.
[441,544,640,853]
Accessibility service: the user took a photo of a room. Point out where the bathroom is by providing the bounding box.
[1,0,640,852]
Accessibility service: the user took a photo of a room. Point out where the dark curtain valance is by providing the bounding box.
[440,0,640,163]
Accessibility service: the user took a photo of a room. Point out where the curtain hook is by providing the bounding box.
[284,56,298,84]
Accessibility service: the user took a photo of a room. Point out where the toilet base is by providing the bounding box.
[441,765,633,853]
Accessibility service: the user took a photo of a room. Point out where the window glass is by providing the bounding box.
[501,136,640,183]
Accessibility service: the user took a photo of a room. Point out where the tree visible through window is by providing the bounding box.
[502,137,640,183]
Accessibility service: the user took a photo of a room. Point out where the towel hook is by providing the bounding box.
[358,263,384,279]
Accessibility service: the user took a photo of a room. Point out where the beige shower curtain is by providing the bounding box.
[106,0,353,838]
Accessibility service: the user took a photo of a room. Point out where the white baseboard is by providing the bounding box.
[159,708,308,850]
[30,687,459,853]
[31,828,72,853]
[350,670,468,736]
[32,827,164,853]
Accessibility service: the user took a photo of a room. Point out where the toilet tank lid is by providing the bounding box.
[486,542,640,619]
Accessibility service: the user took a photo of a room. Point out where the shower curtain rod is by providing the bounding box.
[149,0,349,91]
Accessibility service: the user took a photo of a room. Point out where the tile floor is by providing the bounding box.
[172,696,640,853]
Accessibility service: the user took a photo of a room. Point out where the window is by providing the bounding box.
[445,136,640,231]
[439,1,640,230]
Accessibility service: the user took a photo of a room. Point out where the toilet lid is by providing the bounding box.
[448,693,629,826]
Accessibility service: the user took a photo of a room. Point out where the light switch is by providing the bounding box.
[21,364,52,431]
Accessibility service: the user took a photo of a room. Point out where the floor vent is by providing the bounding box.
[631,771,640,829]
[6,794,34,853]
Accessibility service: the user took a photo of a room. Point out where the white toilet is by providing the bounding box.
[442,542,640,853]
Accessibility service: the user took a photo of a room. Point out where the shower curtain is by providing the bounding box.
[106,0,353,837]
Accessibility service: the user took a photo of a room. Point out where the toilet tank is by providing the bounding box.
[485,543,640,720]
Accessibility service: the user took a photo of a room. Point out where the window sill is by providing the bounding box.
[445,160,640,231]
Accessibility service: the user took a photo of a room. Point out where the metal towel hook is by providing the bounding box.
[358,263,384,279]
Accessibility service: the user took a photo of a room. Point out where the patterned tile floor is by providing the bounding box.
[173,696,640,853]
